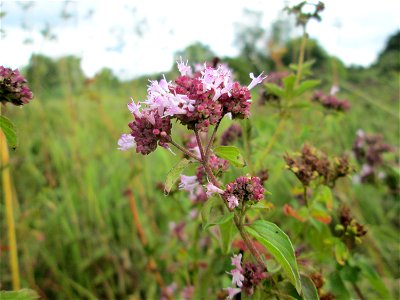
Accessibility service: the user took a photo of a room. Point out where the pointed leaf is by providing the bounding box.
[164,158,192,193]
[213,146,245,168]
[0,115,18,149]
[245,220,301,294]
[265,83,285,98]
[219,219,237,254]
[0,289,40,300]
[300,274,319,300]
[283,74,296,100]
[201,196,231,230]
[294,79,321,97]
[203,211,234,230]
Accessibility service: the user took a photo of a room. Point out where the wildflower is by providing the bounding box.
[231,253,243,271]
[181,285,195,300]
[230,269,244,287]
[206,182,224,197]
[223,176,264,208]
[247,72,267,90]
[117,134,136,151]
[241,262,268,296]
[179,175,200,192]
[225,287,241,299]
[179,175,206,202]
[128,109,172,155]
[220,124,242,146]
[227,195,239,209]
[0,66,33,105]
[312,90,350,112]
[177,57,193,77]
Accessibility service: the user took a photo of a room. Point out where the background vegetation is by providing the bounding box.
[0,3,399,299]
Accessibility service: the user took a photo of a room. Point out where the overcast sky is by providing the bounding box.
[1,0,399,80]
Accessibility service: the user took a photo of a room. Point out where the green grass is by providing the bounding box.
[0,70,398,299]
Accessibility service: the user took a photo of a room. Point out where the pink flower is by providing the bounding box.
[177,57,192,76]
[206,182,224,197]
[230,269,244,287]
[231,253,243,271]
[247,72,267,90]
[225,287,241,299]
[117,134,136,151]
[227,195,239,210]
[179,175,200,191]
[127,98,142,117]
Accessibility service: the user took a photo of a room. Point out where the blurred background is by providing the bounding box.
[0,1,399,299]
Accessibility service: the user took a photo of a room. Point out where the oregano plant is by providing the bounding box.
[118,59,303,297]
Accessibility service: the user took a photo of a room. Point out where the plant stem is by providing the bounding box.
[303,186,309,207]
[194,129,206,161]
[168,139,202,162]
[0,129,20,290]
[257,114,287,168]
[234,215,266,269]
[173,126,267,270]
[352,282,366,300]
[295,26,307,87]
[204,121,221,161]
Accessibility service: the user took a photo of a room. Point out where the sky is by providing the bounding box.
[0,0,399,80]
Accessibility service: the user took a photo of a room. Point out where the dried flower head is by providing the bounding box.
[284,144,352,187]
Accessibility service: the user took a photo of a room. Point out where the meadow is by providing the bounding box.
[0,4,399,300]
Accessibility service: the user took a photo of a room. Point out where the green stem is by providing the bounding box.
[303,185,309,207]
[257,114,287,168]
[295,26,307,87]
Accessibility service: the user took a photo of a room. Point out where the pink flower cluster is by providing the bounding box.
[225,253,267,298]
[225,254,244,299]
[220,123,242,146]
[118,59,266,154]
[312,90,350,112]
[0,66,33,106]
[223,176,264,209]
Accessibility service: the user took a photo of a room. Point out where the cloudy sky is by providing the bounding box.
[0,0,399,80]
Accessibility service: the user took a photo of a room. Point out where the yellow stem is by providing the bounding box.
[1,130,20,290]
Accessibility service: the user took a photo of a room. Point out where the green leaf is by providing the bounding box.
[358,259,392,299]
[164,158,192,194]
[213,146,246,168]
[245,220,302,294]
[286,101,311,109]
[265,83,285,98]
[328,272,351,300]
[0,115,18,149]
[300,274,319,300]
[294,79,321,97]
[334,240,349,266]
[219,219,237,254]
[0,289,40,300]
[204,211,234,230]
[201,196,233,230]
[283,74,296,100]
[314,186,333,210]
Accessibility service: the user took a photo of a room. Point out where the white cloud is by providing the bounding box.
[0,0,399,79]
